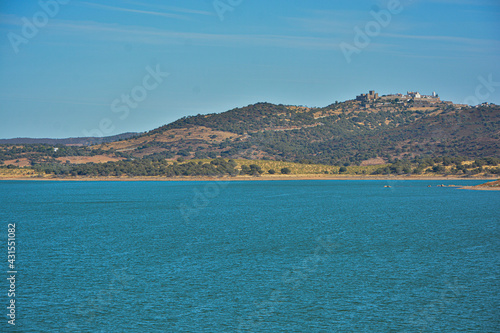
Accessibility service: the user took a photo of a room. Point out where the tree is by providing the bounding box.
[339,166,348,173]
[432,165,445,173]
[281,167,291,174]
[240,164,264,176]
[268,169,276,174]
[240,164,250,175]
[249,164,264,175]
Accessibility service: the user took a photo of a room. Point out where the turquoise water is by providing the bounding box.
[1,180,499,332]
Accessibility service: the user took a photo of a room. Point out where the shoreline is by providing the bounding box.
[459,186,500,191]
[0,175,497,182]
[459,179,500,191]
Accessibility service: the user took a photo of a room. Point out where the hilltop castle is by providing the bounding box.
[356,90,378,102]
[356,90,440,103]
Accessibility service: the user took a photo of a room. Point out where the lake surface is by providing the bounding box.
[1,180,499,332]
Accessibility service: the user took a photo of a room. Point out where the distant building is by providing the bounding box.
[358,90,440,103]
[380,93,402,99]
[407,91,440,101]
[407,91,421,99]
[356,90,379,102]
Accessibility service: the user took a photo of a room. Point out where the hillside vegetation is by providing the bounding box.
[101,100,500,165]
[2,156,498,179]
[0,96,498,179]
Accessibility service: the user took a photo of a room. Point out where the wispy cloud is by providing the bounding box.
[24,18,344,50]
[382,32,500,48]
[421,0,497,5]
[78,2,195,21]
[122,0,214,16]
[284,16,353,35]
[2,9,497,58]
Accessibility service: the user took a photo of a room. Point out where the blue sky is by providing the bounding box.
[0,0,499,138]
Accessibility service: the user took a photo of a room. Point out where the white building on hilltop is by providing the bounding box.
[407,91,440,100]
[407,91,421,99]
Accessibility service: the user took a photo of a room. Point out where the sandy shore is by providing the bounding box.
[459,180,500,191]
[459,186,500,191]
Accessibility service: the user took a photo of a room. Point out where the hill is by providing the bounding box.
[0,93,499,177]
[98,97,499,166]
[0,132,139,146]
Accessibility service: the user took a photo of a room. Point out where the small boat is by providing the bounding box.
[384,185,391,188]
